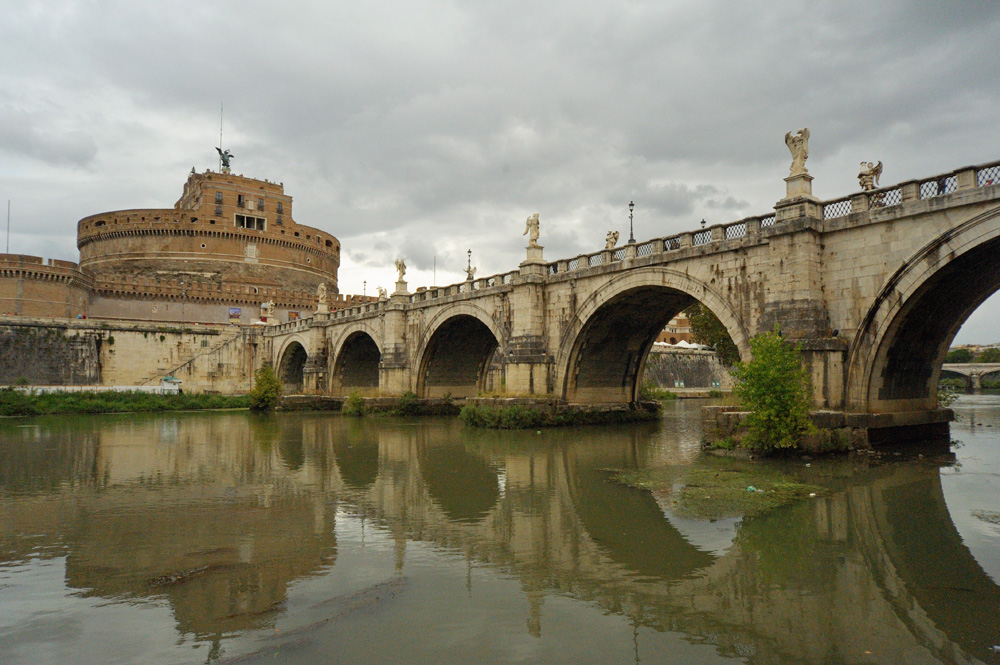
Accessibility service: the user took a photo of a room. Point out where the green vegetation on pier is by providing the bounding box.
[459,403,660,429]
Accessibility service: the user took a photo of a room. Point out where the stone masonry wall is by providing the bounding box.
[0,319,254,393]
[0,323,100,385]
[643,348,733,389]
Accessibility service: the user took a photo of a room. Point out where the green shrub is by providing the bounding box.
[638,379,677,401]
[396,390,419,415]
[731,326,816,453]
[0,388,40,416]
[945,347,973,363]
[685,303,741,366]
[977,347,1000,362]
[459,404,547,429]
[342,390,366,416]
[249,365,282,411]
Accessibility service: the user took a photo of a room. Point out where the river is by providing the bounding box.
[1,397,998,665]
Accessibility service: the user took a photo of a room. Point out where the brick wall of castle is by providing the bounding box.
[0,255,92,318]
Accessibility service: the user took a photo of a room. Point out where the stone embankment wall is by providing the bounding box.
[0,323,100,385]
[0,318,256,393]
[643,347,732,389]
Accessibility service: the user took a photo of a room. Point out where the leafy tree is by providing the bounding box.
[976,347,1000,363]
[685,304,740,366]
[945,348,974,363]
[732,326,816,453]
[249,364,282,411]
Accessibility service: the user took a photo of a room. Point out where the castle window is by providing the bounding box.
[235,214,266,231]
[276,202,283,214]
[258,198,265,210]
[95,221,106,227]
[215,192,223,204]
[294,232,300,237]
[276,215,283,225]
[237,194,245,208]
[215,205,222,216]
[326,240,333,248]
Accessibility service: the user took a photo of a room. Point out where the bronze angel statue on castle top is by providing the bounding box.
[216,147,234,169]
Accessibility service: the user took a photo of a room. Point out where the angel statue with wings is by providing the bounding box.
[858,161,883,191]
[216,147,234,171]
[523,213,540,248]
[605,230,620,249]
[784,128,810,176]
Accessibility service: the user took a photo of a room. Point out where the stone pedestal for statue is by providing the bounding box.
[316,301,329,314]
[784,173,815,199]
[520,245,546,277]
[393,280,408,296]
[776,173,822,223]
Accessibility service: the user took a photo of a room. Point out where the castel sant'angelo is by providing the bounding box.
[0,157,365,324]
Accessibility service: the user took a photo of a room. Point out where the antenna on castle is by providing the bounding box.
[218,103,224,171]
[6,200,10,254]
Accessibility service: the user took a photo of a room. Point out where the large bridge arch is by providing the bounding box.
[275,335,310,393]
[555,268,751,404]
[414,303,506,398]
[331,328,382,395]
[846,207,1000,411]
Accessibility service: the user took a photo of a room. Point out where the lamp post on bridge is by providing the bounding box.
[627,201,635,244]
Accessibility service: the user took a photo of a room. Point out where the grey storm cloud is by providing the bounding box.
[1,0,999,341]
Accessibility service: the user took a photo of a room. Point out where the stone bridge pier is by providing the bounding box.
[264,155,1000,440]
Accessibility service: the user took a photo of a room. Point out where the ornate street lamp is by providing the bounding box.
[627,201,635,244]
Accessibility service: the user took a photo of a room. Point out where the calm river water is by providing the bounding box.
[1,397,999,665]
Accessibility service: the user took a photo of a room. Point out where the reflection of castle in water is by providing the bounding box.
[1,414,997,662]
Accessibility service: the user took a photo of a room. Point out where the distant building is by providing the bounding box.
[655,312,693,345]
[0,168,367,324]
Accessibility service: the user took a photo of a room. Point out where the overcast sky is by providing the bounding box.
[1,0,998,343]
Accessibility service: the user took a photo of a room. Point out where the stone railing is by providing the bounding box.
[545,157,1000,277]
[541,211,778,276]
[821,158,1000,221]
[265,157,1000,319]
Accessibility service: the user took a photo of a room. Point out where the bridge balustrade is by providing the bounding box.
[823,197,853,219]
[979,164,1000,187]
[920,175,957,199]
[724,222,747,240]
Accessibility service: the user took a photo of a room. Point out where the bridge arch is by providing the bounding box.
[555,268,751,404]
[331,328,382,395]
[275,335,310,393]
[846,206,1000,411]
[414,303,506,398]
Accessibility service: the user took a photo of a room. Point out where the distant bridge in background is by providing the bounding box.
[941,363,1000,393]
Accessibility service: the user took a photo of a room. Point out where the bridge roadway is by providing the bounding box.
[266,158,1000,437]
[941,363,1000,392]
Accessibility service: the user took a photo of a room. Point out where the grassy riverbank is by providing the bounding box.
[0,388,250,416]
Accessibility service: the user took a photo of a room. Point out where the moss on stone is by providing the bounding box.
[613,456,823,520]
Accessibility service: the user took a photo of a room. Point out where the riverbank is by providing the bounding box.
[0,388,249,416]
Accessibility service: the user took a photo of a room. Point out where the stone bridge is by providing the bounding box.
[265,157,1000,434]
[941,363,1000,392]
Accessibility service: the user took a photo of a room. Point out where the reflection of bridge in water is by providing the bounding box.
[1,413,997,663]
